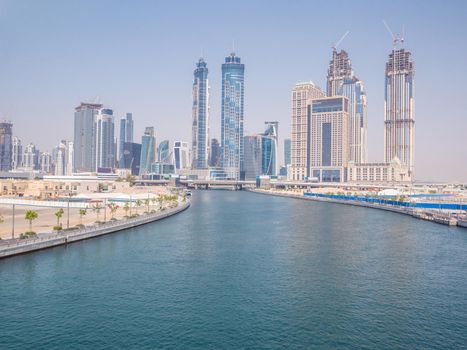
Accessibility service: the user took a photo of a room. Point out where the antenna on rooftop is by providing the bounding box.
[332,31,350,51]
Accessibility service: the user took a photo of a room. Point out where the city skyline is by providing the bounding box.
[0,1,466,181]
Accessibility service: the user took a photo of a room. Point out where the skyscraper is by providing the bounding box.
[95,108,115,170]
[284,138,291,167]
[40,152,52,174]
[191,58,210,169]
[22,143,38,170]
[221,52,245,180]
[261,122,279,176]
[384,48,415,178]
[289,82,325,181]
[327,49,367,164]
[209,138,220,167]
[0,121,13,171]
[173,141,189,172]
[310,97,349,182]
[12,136,22,170]
[244,135,262,180]
[122,142,141,175]
[119,117,126,167]
[140,127,156,175]
[158,140,171,164]
[74,102,101,172]
[125,113,134,143]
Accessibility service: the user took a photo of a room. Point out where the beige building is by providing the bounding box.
[289,81,325,181]
[310,96,349,183]
[347,157,411,183]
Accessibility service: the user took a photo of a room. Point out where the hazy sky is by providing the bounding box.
[0,0,466,182]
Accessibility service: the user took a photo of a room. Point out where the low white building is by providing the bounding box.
[347,157,411,183]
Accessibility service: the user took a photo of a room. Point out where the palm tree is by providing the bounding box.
[135,199,142,214]
[144,198,150,213]
[157,195,164,210]
[25,210,38,233]
[54,208,64,230]
[108,203,119,219]
[123,202,130,217]
[92,203,103,222]
[79,209,87,225]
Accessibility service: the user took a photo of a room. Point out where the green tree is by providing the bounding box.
[54,208,64,230]
[108,203,119,219]
[25,210,38,233]
[92,203,103,222]
[79,209,87,225]
[123,202,130,217]
[135,199,142,214]
[157,195,165,210]
[144,198,150,213]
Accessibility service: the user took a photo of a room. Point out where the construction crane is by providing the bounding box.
[383,20,405,47]
[332,31,350,51]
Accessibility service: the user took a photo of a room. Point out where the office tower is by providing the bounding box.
[12,136,22,170]
[0,121,13,171]
[158,140,171,164]
[221,52,245,180]
[40,152,52,174]
[53,141,74,176]
[261,121,279,176]
[119,117,126,167]
[244,135,262,180]
[125,113,134,143]
[384,48,415,178]
[173,141,189,172]
[284,138,291,167]
[209,138,220,167]
[95,108,115,170]
[290,82,325,181]
[65,141,74,175]
[140,127,156,175]
[22,143,37,170]
[74,103,101,172]
[310,97,349,182]
[327,49,368,163]
[122,142,141,175]
[191,58,210,169]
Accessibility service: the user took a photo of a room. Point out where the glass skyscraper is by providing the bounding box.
[74,103,102,172]
[95,108,115,170]
[0,121,13,171]
[221,52,245,180]
[140,127,156,175]
[191,58,210,169]
[244,135,262,180]
[261,122,279,176]
[158,140,171,164]
[284,138,291,167]
[384,48,415,178]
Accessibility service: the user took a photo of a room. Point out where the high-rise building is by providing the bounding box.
[12,136,22,170]
[40,152,52,174]
[119,117,126,167]
[140,127,156,175]
[209,138,220,167]
[173,141,189,172]
[191,58,210,169]
[0,121,13,171]
[158,140,171,164]
[95,108,115,170]
[261,122,279,176]
[221,52,245,180]
[125,113,134,143]
[74,103,101,172]
[122,142,141,176]
[310,97,349,182]
[384,48,415,178]
[327,49,368,164]
[244,135,262,180]
[53,141,74,176]
[22,143,37,170]
[289,82,325,181]
[284,138,291,167]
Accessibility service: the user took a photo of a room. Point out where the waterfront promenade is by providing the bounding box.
[0,200,190,259]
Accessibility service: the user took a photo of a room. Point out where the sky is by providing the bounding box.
[0,0,466,182]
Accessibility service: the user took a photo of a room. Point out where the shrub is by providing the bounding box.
[53,225,63,231]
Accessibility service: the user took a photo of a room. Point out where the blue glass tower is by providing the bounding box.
[221,52,245,180]
[191,58,210,169]
[139,127,156,175]
[261,122,278,176]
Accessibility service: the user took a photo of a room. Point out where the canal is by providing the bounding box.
[0,190,466,349]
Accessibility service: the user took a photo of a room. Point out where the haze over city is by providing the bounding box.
[0,0,466,182]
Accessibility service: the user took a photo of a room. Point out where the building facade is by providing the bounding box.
[0,121,13,171]
[95,108,115,170]
[261,122,279,176]
[140,127,156,175]
[284,138,291,168]
[289,82,325,181]
[158,140,171,164]
[244,135,262,180]
[384,48,415,179]
[347,157,410,183]
[74,103,101,172]
[12,136,22,170]
[173,141,189,172]
[209,138,220,167]
[221,52,245,180]
[191,58,210,169]
[310,97,349,182]
[122,142,141,175]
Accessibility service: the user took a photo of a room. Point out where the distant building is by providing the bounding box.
[347,157,410,183]
[310,96,349,182]
[384,48,415,178]
[140,127,156,175]
[95,108,115,170]
[12,136,22,170]
[244,135,262,180]
[40,152,52,174]
[158,140,171,164]
[150,162,175,175]
[261,122,279,176]
[209,138,220,167]
[284,138,291,167]
[53,141,74,176]
[122,142,141,176]
[191,58,210,169]
[74,102,102,172]
[125,113,134,143]
[221,52,245,180]
[0,121,13,171]
[22,143,38,170]
[173,141,189,172]
[119,112,134,167]
[290,82,325,181]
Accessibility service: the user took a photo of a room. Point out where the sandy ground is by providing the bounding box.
[0,203,158,239]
